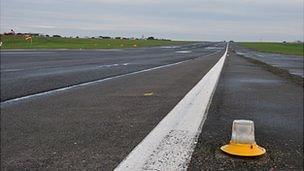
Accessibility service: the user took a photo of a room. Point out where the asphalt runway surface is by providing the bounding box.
[189,44,303,170]
[1,42,226,169]
[235,45,304,78]
[0,42,223,102]
[1,42,302,170]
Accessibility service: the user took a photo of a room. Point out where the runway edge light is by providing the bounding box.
[220,120,266,157]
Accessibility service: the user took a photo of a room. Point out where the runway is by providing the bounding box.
[1,42,226,170]
[189,44,303,170]
[1,43,223,102]
[1,42,302,170]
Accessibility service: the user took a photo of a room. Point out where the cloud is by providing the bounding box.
[1,0,303,41]
[32,25,56,29]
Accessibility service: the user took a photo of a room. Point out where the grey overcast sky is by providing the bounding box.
[1,0,303,41]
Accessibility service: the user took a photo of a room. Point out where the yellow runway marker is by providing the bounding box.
[221,120,266,157]
[221,142,266,157]
[144,92,154,96]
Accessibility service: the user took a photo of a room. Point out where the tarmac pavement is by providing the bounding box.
[1,42,302,170]
[0,42,223,101]
[1,43,225,170]
[235,45,303,78]
[188,44,303,170]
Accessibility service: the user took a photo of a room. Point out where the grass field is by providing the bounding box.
[240,42,303,56]
[0,35,191,49]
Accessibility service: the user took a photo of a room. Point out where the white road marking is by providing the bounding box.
[2,63,131,74]
[160,46,180,49]
[0,52,54,55]
[115,43,228,171]
[94,49,124,52]
[1,50,221,105]
[204,46,222,50]
[175,50,192,54]
[2,69,24,72]
[97,63,129,68]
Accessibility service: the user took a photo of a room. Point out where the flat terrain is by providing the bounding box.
[0,35,190,49]
[1,43,221,101]
[1,42,303,170]
[1,42,225,170]
[189,44,303,170]
[235,44,304,78]
[240,42,304,56]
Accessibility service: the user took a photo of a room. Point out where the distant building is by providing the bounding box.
[3,29,16,35]
[10,29,15,35]
[147,36,155,40]
[8,32,40,36]
[99,36,111,39]
[53,35,61,38]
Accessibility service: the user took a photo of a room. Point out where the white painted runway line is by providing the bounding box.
[1,69,24,72]
[160,46,180,49]
[1,51,221,106]
[175,50,192,54]
[115,43,228,171]
[0,51,55,55]
[97,63,130,68]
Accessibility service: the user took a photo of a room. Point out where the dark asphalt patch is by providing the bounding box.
[188,47,303,170]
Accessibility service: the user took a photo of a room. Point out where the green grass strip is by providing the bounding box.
[239,42,303,56]
[0,35,192,49]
